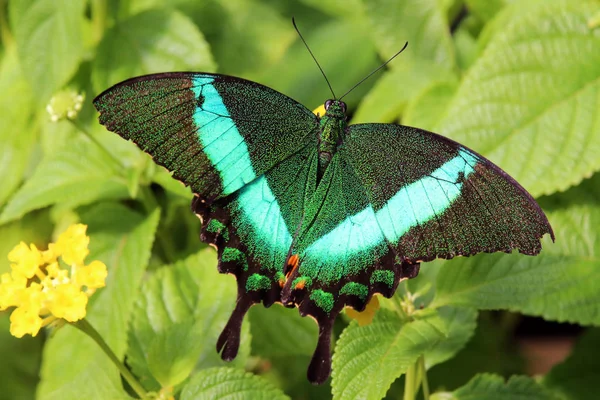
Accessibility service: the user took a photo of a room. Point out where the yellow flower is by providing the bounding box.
[46,284,88,322]
[0,224,107,337]
[54,224,90,265]
[10,307,43,338]
[8,242,43,279]
[0,272,27,310]
[73,260,108,290]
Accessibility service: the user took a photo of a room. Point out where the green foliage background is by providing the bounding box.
[1,0,600,399]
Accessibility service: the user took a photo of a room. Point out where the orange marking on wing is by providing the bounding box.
[285,254,299,280]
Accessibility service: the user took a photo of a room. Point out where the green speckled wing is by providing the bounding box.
[93,73,319,201]
[343,124,554,261]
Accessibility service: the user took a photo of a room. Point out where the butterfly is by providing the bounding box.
[94,71,554,384]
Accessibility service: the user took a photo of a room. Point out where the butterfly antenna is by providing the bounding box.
[292,18,337,99]
[339,41,409,101]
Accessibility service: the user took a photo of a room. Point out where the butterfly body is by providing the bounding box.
[94,72,553,384]
[317,100,347,176]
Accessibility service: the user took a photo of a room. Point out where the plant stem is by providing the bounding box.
[91,0,107,45]
[0,0,14,48]
[404,362,417,400]
[419,355,430,400]
[72,319,149,400]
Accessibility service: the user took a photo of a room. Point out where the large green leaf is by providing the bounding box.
[248,303,318,358]
[436,0,600,197]
[464,0,515,22]
[258,19,380,111]
[0,136,130,224]
[431,374,561,400]
[298,0,364,18]
[127,248,251,391]
[331,309,445,400]
[352,59,457,123]
[38,204,160,400]
[425,306,478,368]
[542,328,600,399]
[13,0,84,105]
[427,312,524,392]
[402,81,459,131]
[433,203,600,326]
[364,0,456,68]
[180,367,290,400]
[353,0,457,123]
[175,0,296,78]
[0,47,37,208]
[92,8,216,93]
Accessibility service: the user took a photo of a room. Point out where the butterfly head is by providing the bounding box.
[324,99,347,119]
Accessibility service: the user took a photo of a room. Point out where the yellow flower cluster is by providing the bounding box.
[0,224,107,338]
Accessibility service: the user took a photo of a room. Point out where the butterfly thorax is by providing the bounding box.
[317,100,347,179]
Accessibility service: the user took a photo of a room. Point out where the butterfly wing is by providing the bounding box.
[94,72,320,362]
[93,72,319,201]
[343,123,554,261]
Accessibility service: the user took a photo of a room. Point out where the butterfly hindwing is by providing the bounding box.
[343,123,555,262]
[192,141,320,362]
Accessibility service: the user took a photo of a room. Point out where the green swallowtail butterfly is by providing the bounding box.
[94,69,553,384]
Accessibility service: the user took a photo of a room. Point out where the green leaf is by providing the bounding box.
[464,0,515,22]
[38,204,160,400]
[298,0,364,18]
[176,0,296,78]
[0,47,37,208]
[364,0,456,68]
[92,8,216,93]
[248,303,318,358]
[353,59,457,123]
[433,203,600,325]
[426,307,478,368]
[542,328,600,399]
[427,312,524,391]
[127,248,251,391]
[431,374,561,400]
[403,81,459,131]
[13,0,85,105]
[180,367,290,400]
[0,313,43,400]
[259,19,380,111]
[331,309,445,400]
[436,0,600,197]
[453,26,479,72]
[0,136,130,224]
[152,165,193,199]
[353,0,458,123]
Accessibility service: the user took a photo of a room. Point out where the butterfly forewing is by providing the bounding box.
[93,72,320,201]
[343,123,554,261]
